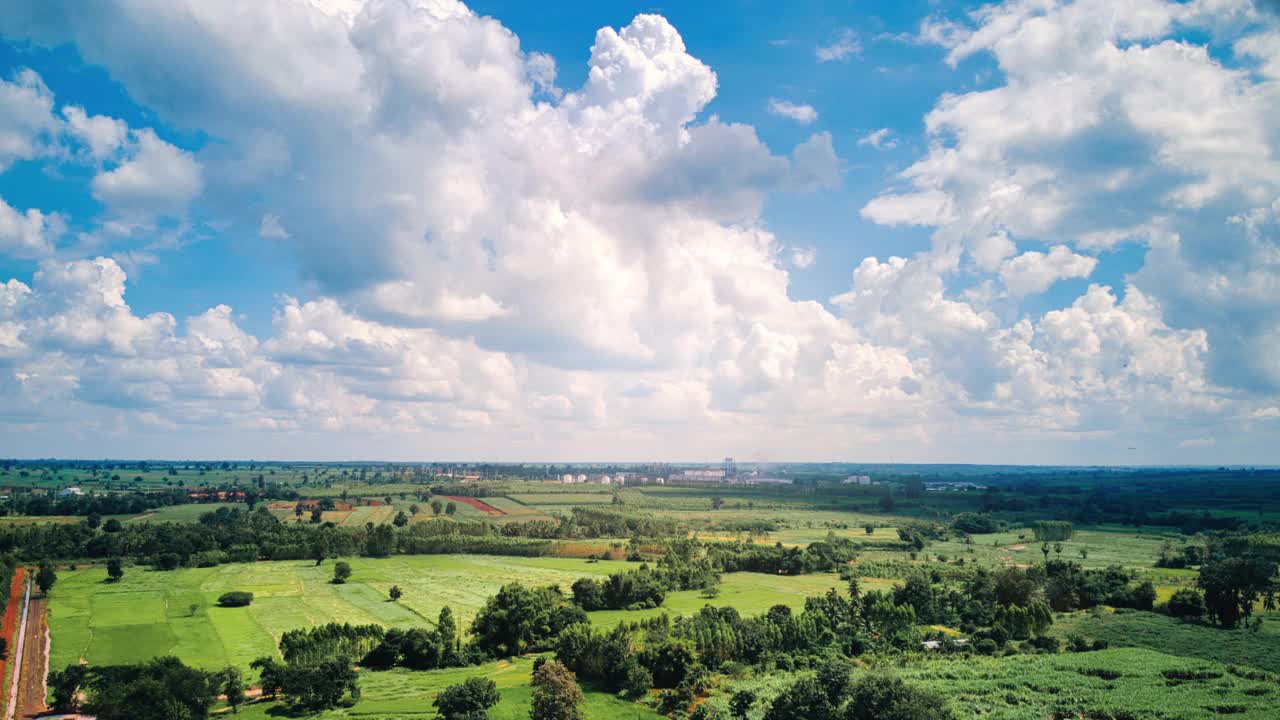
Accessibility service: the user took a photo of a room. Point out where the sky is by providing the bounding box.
[0,0,1278,464]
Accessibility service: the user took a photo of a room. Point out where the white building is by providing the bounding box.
[60,487,85,497]
[843,475,872,485]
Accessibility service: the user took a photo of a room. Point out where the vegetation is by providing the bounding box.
[13,462,1278,720]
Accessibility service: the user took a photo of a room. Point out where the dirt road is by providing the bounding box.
[13,590,47,719]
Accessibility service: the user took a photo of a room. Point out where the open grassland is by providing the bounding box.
[1051,607,1280,673]
[234,655,662,720]
[514,493,616,506]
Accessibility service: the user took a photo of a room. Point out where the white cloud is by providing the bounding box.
[857,128,897,150]
[0,0,1273,461]
[0,69,57,171]
[816,28,860,62]
[91,129,203,220]
[767,98,818,124]
[258,213,289,239]
[790,246,816,268]
[999,245,1097,297]
[0,196,64,258]
[62,105,128,160]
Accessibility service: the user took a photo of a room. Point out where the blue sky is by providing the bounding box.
[0,0,1277,463]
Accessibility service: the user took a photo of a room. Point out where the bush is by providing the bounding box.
[217,591,254,607]
[843,673,954,720]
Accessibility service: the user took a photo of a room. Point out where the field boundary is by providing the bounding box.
[4,574,29,720]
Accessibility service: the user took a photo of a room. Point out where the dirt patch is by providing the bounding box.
[1009,544,1027,550]
[442,496,505,516]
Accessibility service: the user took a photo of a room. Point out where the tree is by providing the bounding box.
[764,676,837,720]
[1198,557,1276,628]
[36,562,57,596]
[1167,588,1206,621]
[431,499,444,516]
[223,666,245,713]
[531,660,584,720]
[433,677,500,720]
[250,657,284,699]
[842,673,954,720]
[333,561,352,584]
[711,496,725,510]
[389,585,402,601]
[445,501,457,516]
[103,518,123,533]
[393,511,409,527]
[50,664,88,711]
[83,656,219,720]
[107,558,124,582]
[437,606,458,665]
[730,689,757,719]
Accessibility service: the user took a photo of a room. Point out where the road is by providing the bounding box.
[5,576,49,720]
[13,590,47,719]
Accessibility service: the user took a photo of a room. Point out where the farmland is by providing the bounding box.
[0,462,1274,719]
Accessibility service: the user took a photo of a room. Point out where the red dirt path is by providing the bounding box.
[0,566,25,708]
[442,496,505,516]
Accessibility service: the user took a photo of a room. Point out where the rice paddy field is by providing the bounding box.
[46,556,882,675]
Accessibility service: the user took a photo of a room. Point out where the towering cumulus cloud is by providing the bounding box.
[0,0,1276,461]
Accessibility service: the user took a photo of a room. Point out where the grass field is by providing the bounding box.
[47,557,902,674]
[233,655,662,720]
[1051,607,1280,673]
[125,502,244,523]
[47,556,635,674]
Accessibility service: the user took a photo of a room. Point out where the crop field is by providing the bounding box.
[46,555,910,675]
[233,656,663,720]
[47,556,633,673]
[125,502,244,523]
[513,493,616,506]
[1051,608,1280,673]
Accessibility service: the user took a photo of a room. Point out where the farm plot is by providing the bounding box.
[47,555,632,674]
[441,495,506,517]
[513,493,615,506]
[484,496,549,517]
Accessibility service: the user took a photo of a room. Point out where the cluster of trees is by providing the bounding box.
[278,622,385,666]
[1032,521,1074,542]
[950,512,1001,534]
[760,664,951,720]
[707,537,859,576]
[0,505,562,566]
[500,507,680,540]
[252,655,360,711]
[362,608,470,670]
[49,657,240,719]
[2,489,193,518]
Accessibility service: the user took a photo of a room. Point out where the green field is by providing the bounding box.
[50,556,886,672]
[233,656,662,720]
[48,556,634,673]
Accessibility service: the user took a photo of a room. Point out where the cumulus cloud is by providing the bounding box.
[91,128,202,220]
[0,0,1273,460]
[767,98,818,124]
[999,245,1097,297]
[0,196,64,258]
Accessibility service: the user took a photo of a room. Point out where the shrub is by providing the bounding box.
[217,591,254,607]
